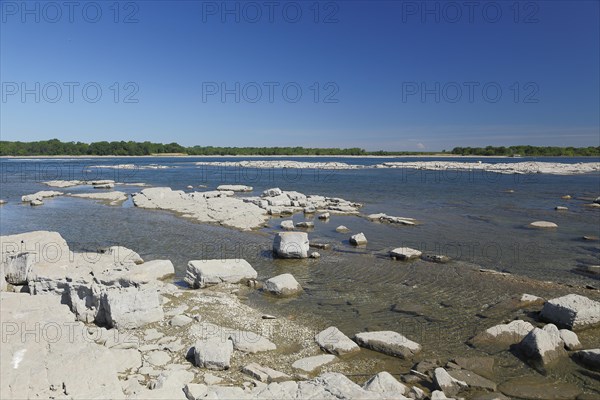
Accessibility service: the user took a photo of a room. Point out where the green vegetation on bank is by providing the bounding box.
[0,139,598,157]
[451,145,600,157]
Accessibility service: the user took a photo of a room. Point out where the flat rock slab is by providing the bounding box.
[292,355,337,373]
[185,259,257,288]
[229,331,277,353]
[217,185,253,192]
[390,247,422,260]
[498,376,582,400]
[1,293,124,400]
[447,369,497,391]
[147,350,171,366]
[529,221,558,229]
[451,357,495,379]
[540,294,600,330]
[315,326,360,355]
[242,363,290,383]
[354,331,421,359]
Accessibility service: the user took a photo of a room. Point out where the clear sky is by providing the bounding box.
[1,0,599,151]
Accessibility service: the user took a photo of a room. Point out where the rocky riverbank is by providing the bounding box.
[193,160,600,175]
[2,230,600,399]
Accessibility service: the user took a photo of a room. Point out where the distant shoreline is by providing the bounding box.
[5,154,599,159]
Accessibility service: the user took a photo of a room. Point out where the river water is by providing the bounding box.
[1,156,600,395]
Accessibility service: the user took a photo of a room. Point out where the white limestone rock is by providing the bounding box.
[349,232,368,246]
[354,331,421,359]
[242,363,290,383]
[363,371,409,396]
[519,324,566,366]
[193,338,233,370]
[559,329,582,350]
[540,294,600,330]
[292,354,337,373]
[264,273,303,296]
[272,232,310,259]
[315,326,360,355]
[390,247,422,260]
[529,221,558,229]
[434,367,468,397]
[21,190,63,203]
[280,220,295,230]
[185,259,257,288]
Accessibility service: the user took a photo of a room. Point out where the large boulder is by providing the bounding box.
[540,294,600,330]
[315,326,360,355]
[272,232,310,259]
[185,259,257,288]
[518,324,566,367]
[98,285,164,329]
[264,273,303,296]
[193,337,233,370]
[354,331,421,359]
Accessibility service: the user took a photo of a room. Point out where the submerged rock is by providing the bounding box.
[498,376,582,400]
[273,232,309,259]
[573,349,600,371]
[354,331,421,359]
[185,259,257,288]
[540,294,600,330]
[336,225,350,232]
[421,254,451,263]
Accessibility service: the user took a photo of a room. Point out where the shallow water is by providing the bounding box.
[1,156,600,396]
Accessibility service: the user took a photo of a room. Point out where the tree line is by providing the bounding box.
[451,146,600,157]
[0,139,598,157]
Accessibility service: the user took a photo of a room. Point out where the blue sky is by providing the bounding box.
[1,0,599,151]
